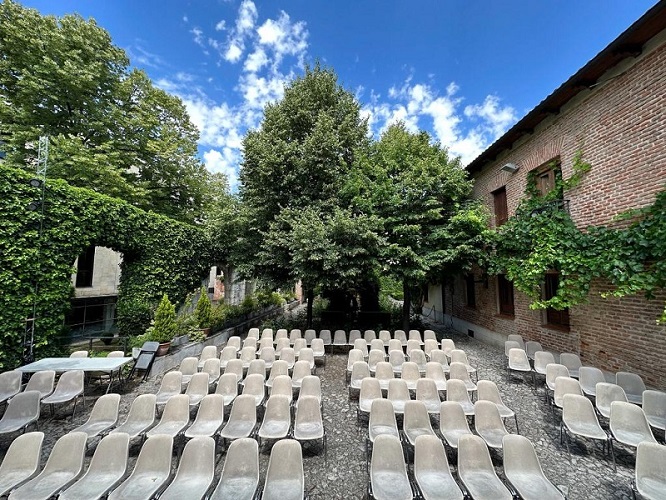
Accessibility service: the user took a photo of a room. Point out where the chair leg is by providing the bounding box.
[514,414,519,435]
[608,437,616,473]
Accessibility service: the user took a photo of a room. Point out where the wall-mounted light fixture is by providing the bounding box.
[500,162,519,174]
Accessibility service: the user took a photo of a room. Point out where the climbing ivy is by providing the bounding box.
[0,165,215,369]
[490,152,666,322]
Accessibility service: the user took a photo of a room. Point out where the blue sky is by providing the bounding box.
[21,0,658,189]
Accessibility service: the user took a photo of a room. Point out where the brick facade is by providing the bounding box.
[428,27,666,389]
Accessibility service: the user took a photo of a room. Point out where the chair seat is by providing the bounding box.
[0,418,36,433]
[637,477,666,500]
[147,422,187,438]
[109,471,170,500]
[507,474,564,500]
[390,400,407,414]
[211,477,258,500]
[369,425,400,442]
[646,415,666,431]
[441,429,470,449]
[565,422,607,441]
[495,404,515,419]
[155,392,179,406]
[74,421,116,438]
[404,428,435,446]
[259,420,290,440]
[220,421,254,440]
[294,423,323,441]
[416,471,464,500]
[613,429,657,447]
[184,420,224,438]
[11,472,79,500]
[60,471,124,500]
[371,471,412,500]
[111,421,154,439]
[263,479,303,500]
[626,393,643,405]
[161,475,213,500]
[477,429,508,449]
[462,471,513,500]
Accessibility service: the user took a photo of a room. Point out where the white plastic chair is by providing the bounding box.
[265,360,289,389]
[156,371,183,406]
[358,377,382,423]
[289,329,303,346]
[111,393,156,440]
[402,400,436,447]
[370,339,385,353]
[409,330,424,345]
[354,338,369,358]
[198,345,218,370]
[504,341,521,366]
[293,338,307,358]
[310,339,326,365]
[423,330,437,341]
[242,373,266,407]
[429,350,450,373]
[319,330,332,349]
[503,434,565,500]
[239,346,257,370]
[425,362,447,391]
[244,336,258,351]
[368,349,385,375]
[439,401,472,450]
[414,434,464,500]
[219,394,257,443]
[0,371,22,405]
[333,330,347,351]
[41,369,85,417]
[553,376,582,412]
[258,394,291,447]
[71,393,120,439]
[0,431,44,497]
[304,329,316,346]
[293,395,326,456]
[259,346,276,370]
[474,400,509,450]
[147,393,190,439]
[261,328,274,339]
[295,375,322,410]
[349,329,362,346]
[59,432,129,500]
[477,380,518,433]
[595,382,628,419]
[367,399,399,468]
[616,371,646,405]
[457,434,513,500]
[24,370,55,400]
[270,375,293,404]
[245,359,267,381]
[374,361,394,393]
[258,337,274,357]
[507,348,532,384]
[533,351,556,380]
[609,401,657,449]
[559,352,582,379]
[406,339,422,357]
[400,361,421,391]
[209,438,258,500]
[561,393,615,471]
[9,431,87,500]
[387,379,410,415]
[159,436,215,500]
[449,362,477,393]
[262,439,304,500]
[409,350,427,375]
[224,359,244,384]
[423,338,439,360]
[185,394,225,439]
[274,329,288,345]
[215,373,239,407]
[107,434,173,500]
[248,327,260,339]
[219,346,238,371]
[440,339,456,359]
[278,347,296,370]
[185,372,210,407]
[525,341,543,360]
[292,359,313,391]
[394,330,408,346]
[578,366,606,397]
[545,363,570,404]
[201,357,221,388]
[445,379,474,416]
[69,350,89,358]
[388,349,405,375]
[227,336,242,352]
[507,334,525,351]
[179,357,199,387]
[388,339,402,354]
[642,390,666,433]
[450,350,477,380]
[365,330,378,343]
[635,441,666,500]
[369,435,413,500]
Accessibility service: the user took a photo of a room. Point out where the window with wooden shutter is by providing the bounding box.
[465,274,476,308]
[544,273,570,328]
[497,274,514,316]
[493,187,508,226]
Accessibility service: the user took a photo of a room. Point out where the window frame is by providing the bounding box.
[492,186,508,226]
[543,272,570,329]
[464,274,476,309]
[75,245,96,288]
[497,274,515,317]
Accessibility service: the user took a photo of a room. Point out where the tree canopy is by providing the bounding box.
[0,0,217,223]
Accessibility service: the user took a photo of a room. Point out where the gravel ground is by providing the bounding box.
[0,320,649,499]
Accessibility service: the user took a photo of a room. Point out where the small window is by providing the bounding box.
[533,160,562,198]
[493,187,508,226]
[544,273,569,328]
[75,246,95,288]
[465,274,476,308]
[497,274,514,316]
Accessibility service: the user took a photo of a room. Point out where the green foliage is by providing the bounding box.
[146,294,178,343]
[490,153,665,320]
[379,276,404,300]
[0,1,217,224]
[195,288,213,329]
[0,164,213,369]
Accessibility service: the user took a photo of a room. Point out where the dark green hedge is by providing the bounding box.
[0,164,214,369]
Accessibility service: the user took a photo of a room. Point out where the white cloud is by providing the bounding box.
[183,15,188,23]
[191,27,205,48]
[362,78,516,165]
[243,47,268,73]
[215,20,226,31]
[222,0,258,63]
[203,149,240,190]
[225,43,243,63]
[255,11,308,70]
[238,72,287,110]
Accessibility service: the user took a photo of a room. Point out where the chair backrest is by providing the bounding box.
[388,339,402,353]
[215,438,259,498]
[415,379,440,407]
[0,430,44,481]
[595,382,628,418]
[108,350,125,358]
[268,360,290,382]
[260,346,276,365]
[414,433,453,478]
[353,338,368,355]
[293,338,307,355]
[504,341,520,357]
[279,347,295,366]
[271,375,293,400]
[242,374,266,398]
[474,400,506,433]
[423,339,438,357]
[333,330,347,345]
[227,336,242,350]
[425,362,447,384]
[179,357,199,376]
[186,372,210,397]
[289,329,303,343]
[379,330,391,344]
[503,434,549,480]
[162,437,215,498]
[388,379,410,403]
[52,370,84,396]
[69,350,89,358]
[219,345,238,363]
[636,442,666,495]
[319,330,332,344]
[610,401,656,444]
[406,339,421,356]
[409,350,427,369]
[258,337,273,353]
[562,394,601,431]
[440,401,471,435]
[369,342,384,358]
[121,393,156,427]
[263,440,304,500]
[423,330,437,341]
[84,431,130,477]
[616,371,646,398]
[224,359,244,382]
[348,350,364,370]
[348,330,362,345]
[156,371,182,399]
[292,360,312,383]
[262,328,274,338]
[458,434,498,480]
[260,395,291,432]
[409,330,423,343]
[508,348,530,370]
[400,362,420,383]
[299,376,321,402]
[388,349,405,369]
[275,338,291,356]
[507,334,524,350]
[446,379,472,405]
[642,390,666,424]
[24,370,55,396]
[368,349,385,369]
[275,329,288,343]
[202,358,221,380]
[41,431,87,475]
[88,393,121,423]
[553,376,582,406]
[578,366,606,395]
[477,380,504,405]
[350,361,370,384]
[374,362,394,382]
[215,373,239,399]
[304,329,317,346]
[559,352,582,371]
[449,362,472,382]
[310,338,325,355]
[228,394,257,423]
[359,377,382,402]
[429,350,450,367]
[534,351,556,373]
[404,400,433,432]
[242,335,257,349]
[441,338,456,355]
[369,399,398,441]
[246,359,266,379]
[364,330,378,342]
[240,346,256,363]
[161,394,190,423]
[199,345,217,363]
[294,395,323,434]
[394,330,407,343]
[130,434,173,483]
[545,363,570,388]
[370,435,411,500]
[248,328,260,339]
[450,349,470,365]
[0,370,22,400]
[524,341,543,359]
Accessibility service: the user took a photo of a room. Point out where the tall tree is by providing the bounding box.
[239,64,371,323]
[0,0,211,223]
[351,123,488,329]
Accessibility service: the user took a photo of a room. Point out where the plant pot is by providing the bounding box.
[201,328,211,337]
[156,341,171,356]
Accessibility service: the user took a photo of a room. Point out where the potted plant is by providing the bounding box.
[149,294,179,356]
[195,287,213,336]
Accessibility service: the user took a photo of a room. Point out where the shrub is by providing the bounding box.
[195,288,213,328]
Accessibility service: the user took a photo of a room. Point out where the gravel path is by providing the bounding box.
[0,321,645,499]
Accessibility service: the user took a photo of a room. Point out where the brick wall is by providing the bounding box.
[455,38,666,389]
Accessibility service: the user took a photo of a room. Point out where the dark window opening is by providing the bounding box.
[493,187,508,226]
[465,274,476,308]
[544,273,570,328]
[497,274,515,316]
[75,246,96,288]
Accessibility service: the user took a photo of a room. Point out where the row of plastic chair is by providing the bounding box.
[0,429,306,500]
[348,346,475,377]
[368,433,566,500]
[248,327,441,346]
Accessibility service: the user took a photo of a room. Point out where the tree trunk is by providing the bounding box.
[306,289,314,329]
[402,280,411,331]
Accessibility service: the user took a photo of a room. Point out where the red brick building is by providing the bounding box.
[424,1,666,389]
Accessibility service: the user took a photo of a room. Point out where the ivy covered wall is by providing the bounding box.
[0,164,214,369]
